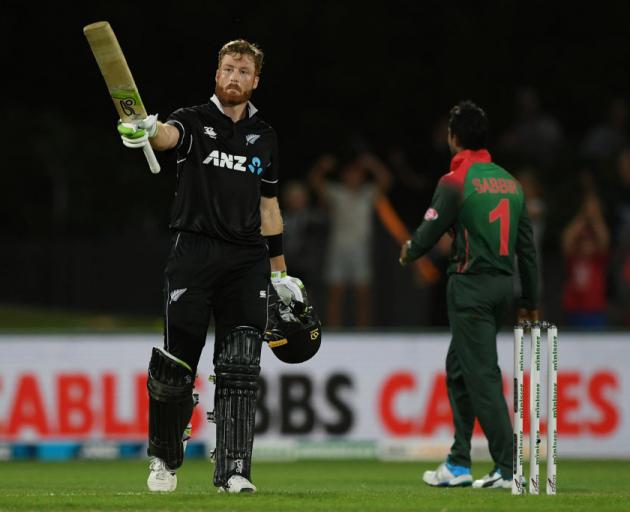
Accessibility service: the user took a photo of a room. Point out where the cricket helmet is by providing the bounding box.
[265,288,322,364]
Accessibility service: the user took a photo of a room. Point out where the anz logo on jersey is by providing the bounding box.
[202,150,264,175]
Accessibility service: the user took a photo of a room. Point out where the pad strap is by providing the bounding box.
[213,327,262,486]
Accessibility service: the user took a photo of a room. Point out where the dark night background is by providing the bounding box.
[2,1,630,328]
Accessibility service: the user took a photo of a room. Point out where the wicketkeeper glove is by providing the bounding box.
[117,114,158,149]
[271,271,305,305]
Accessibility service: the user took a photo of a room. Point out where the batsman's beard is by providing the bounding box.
[215,83,253,107]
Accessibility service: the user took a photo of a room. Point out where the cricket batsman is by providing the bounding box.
[117,39,304,493]
[399,101,538,489]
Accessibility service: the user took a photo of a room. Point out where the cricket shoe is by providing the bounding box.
[147,457,177,492]
[422,462,473,487]
[219,475,257,494]
[472,467,515,489]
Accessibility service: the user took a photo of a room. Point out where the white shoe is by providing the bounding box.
[219,475,257,494]
[147,457,177,492]
[472,467,512,489]
[422,462,473,487]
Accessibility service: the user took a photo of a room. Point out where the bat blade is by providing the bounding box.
[83,21,159,173]
[83,21,147,122]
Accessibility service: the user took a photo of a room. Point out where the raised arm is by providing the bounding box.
[582,195,610,252]
[149,122,181,152]
[359,152,392,193]
[307,154,337,201]
[561,214,587,256]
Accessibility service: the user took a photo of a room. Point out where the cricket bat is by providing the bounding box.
[83,21,160,174]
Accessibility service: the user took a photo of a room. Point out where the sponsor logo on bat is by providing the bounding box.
[120,98,137,117]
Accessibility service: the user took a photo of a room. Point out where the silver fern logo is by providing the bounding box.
[169,288,188,303]
[245,133,260,145]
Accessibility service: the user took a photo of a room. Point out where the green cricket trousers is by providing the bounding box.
[445,272,513,477]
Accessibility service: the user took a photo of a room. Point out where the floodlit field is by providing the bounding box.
[0,459,628,511]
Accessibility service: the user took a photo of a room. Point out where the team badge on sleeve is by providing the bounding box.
[424,208,439,221]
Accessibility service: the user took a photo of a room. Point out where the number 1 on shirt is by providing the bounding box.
[489,198,510,256]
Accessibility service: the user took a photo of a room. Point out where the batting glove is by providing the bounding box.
[271,271,305,305]
[117,114,158,149]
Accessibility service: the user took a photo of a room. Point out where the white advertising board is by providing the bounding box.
[0,333,627,459]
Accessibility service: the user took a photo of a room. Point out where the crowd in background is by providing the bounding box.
[280,88,630,330]
[5,3,630,330]
[4,87,630,330]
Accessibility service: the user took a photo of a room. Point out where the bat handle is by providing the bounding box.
[142,143,161,174]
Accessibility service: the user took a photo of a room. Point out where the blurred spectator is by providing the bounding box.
[612,222,630,326]
[388,147,426,196]
[561,193,610,329]
[613,147,630,235]
[610,148,630,325]
[517,168,546,249]
[388,116,450,196]
[386,116,451,223]
[582,97,628,165]
[309,152,392,327]
[500,87,563,169]
[280,181,327,305]
[426,115,452,174]
[514,168,546,307]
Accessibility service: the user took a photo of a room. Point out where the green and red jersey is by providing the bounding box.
[407,149,538,309]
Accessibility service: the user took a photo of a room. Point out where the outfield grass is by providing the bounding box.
[0,459,628,511]
[0,304,160,332]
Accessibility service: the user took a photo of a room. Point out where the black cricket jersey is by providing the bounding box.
[165,95,279,246]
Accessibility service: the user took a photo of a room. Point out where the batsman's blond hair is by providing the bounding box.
[218,39,264,75]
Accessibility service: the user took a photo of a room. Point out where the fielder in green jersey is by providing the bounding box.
[400,101,538,489]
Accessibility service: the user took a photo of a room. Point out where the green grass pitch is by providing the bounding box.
[0,459,628,511]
